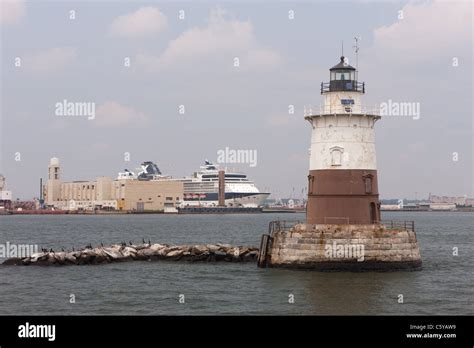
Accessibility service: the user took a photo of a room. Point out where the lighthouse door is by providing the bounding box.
[370,202,377,224]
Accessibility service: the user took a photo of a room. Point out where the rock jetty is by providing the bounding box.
[2,242,259,266]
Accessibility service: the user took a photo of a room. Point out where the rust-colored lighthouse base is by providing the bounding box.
[306,169,381,225]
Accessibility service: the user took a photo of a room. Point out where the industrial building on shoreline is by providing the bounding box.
[0,175,12,211]
[44,158,183,213]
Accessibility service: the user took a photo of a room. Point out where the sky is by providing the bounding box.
[0,0,472,200]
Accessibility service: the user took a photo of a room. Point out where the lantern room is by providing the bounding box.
[321,56,365,94]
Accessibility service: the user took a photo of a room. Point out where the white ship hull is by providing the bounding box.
[181,192,270,208]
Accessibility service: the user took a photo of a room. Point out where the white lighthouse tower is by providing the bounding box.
[304,55,381,225]
[258,52,422,270]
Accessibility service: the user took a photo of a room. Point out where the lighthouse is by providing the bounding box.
[258,52,422,270]
[305,56,380,225]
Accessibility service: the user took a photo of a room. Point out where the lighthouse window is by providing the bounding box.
[308,175,314,194]
[330,147,344,166]
[365,177,373,194]
[332,151,342,166]
[334,71,354,81]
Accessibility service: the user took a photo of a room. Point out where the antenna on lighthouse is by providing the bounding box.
[353,36,361,80]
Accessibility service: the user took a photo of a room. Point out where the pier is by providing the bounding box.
[258,220,422,271]
[177,206,262,214]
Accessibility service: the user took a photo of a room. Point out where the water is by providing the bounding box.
[0,212,472,315]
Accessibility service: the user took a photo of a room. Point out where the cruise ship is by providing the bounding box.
[117,160,270,208]
[179,161,269,208]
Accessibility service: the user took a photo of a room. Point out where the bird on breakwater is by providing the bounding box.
[101,242,104,247]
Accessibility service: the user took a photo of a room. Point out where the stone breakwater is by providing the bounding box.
[261,223,422,271]
[2,243,259,266]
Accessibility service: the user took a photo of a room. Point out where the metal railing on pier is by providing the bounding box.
[380,220,415,232]
[269,219,415,233]
[268,220,301,236]
[259,220,300,268]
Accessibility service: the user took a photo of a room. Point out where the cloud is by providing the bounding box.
[109,6,167,39]
[0,0,26,26]
[22,47,76,74]
[369,0,471,66]
[135,7,281,73]
[95,101,149,127]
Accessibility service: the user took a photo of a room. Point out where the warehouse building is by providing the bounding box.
[44,158,183,213]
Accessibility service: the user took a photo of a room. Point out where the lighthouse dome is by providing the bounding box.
[330,56,356,71]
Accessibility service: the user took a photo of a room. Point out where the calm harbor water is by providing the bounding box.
[0,212,472,315]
